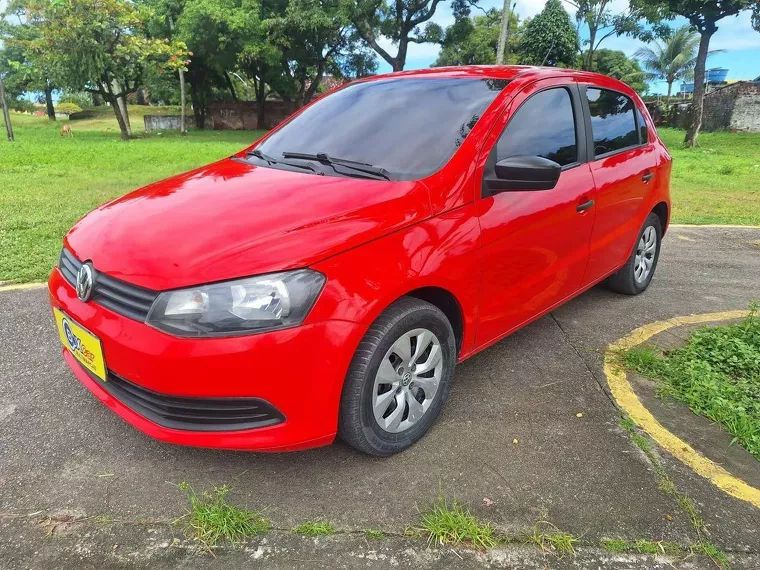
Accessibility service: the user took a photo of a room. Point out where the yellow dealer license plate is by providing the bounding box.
[54,308,106,381]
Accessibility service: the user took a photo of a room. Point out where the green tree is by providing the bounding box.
[433,9,519,66]
[345,0,459,71]
[591,49,648,93]
[517,0,579,67]
[634,25,704,100]
[266,0,375,108]
[27,0,187,140]
[173,0,250,128]
[640,0,760,146]
[566,0,670,71]
[0,1,59,120]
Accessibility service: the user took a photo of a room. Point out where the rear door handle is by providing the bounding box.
[576,199,594,213]
[642,172,654,183]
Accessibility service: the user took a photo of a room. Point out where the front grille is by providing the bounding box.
[59,248,158,321]
[99,370,286,432]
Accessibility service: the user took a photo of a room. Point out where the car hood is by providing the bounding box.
[65,158,431,290]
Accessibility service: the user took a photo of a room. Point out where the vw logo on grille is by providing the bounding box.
[76,263,95,302]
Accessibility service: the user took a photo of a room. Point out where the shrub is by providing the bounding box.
[56,102,83,115]
[58,91,93,109]
[10,99,37,113]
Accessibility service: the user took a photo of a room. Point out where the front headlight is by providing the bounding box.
[146,269,325,337]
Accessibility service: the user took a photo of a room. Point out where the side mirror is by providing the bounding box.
[485,156,562,194]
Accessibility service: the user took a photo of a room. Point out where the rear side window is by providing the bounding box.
[587,88,638,156]
[496,88,578,167]
[636,106,649,144]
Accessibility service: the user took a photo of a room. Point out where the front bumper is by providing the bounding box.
[49,268,366,451]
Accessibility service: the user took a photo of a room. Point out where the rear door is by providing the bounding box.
[580,86,657,285]
[475,79,596,347]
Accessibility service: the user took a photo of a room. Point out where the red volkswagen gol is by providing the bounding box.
[49,66,671,456]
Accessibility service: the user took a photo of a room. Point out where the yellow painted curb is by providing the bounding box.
[670,224,760,229]
[0,282,47,292]
[604,310,760,509]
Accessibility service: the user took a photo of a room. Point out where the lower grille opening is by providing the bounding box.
[96,370,285,432]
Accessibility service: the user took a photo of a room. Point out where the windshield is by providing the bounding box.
[256,77,508,180]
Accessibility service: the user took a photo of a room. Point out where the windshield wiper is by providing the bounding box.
[245,148,323,175]
[247,148,278,164]
[281,151,391,181]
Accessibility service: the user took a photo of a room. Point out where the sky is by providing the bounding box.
[375,0,760,94]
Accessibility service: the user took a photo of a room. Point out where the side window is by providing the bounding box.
[587,88,638,157]
[496,88,578,167]
[636,106,649,144]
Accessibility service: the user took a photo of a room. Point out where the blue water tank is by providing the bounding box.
[706,68,728,83]
[680,82,694,94]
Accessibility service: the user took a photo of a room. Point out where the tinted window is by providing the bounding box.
[587,88,638,156]
[636,106,649,144]
[495,88,577,167]
[257,77,507,180]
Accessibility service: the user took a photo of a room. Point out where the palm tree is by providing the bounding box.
[634,26,704,101]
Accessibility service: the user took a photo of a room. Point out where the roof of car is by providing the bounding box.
[367,65,635,95]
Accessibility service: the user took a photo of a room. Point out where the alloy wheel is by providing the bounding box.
[372,328,443,433]
[634,225,657,283]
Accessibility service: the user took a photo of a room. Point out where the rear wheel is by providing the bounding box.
[338,297,456,456]
[606,212,662,295]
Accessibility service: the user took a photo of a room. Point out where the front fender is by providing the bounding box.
[307,204,482,358]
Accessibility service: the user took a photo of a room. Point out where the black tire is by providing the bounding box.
[338,297,456,456]
[606,212,662,295]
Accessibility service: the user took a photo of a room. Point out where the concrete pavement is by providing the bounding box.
[1,226,758,568]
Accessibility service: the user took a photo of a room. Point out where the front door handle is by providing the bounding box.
[576,199,594,213]
[642,172,654,183]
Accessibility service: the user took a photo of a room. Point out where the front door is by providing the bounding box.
[475,79,596,347]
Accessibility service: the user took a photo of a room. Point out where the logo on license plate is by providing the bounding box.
[62,317,95,363]
[63,318,82,351]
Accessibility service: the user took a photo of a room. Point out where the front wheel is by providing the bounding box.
[338,297,456,456]
[606,212,662,295]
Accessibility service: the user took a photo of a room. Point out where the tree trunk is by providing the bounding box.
[104,81,130,141]
[44,82,56,121]
[190,83,205,129]
[255,80,266,128]
[496,0,511,64]
[111,80,132,136]
[685,28,714,147]
[136,88,148,105]
[304,61,326,105]
[0,74,14,142]
[179,68,187,135]
[119,96,132,136]
[168,14,187,136]
[108,98,130,141]
[92,93,103,106]
[224,72,238,101]
[584,22,597,70]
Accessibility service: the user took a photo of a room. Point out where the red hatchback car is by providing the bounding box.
[49,66,671,456]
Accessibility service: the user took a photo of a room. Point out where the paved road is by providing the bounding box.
[1,226,759,569]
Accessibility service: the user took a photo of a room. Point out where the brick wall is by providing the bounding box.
[702,83,740,131]
[143,115,196,132]
[729,83,760,132]
[209,101,293,130]
[701,82,760,132]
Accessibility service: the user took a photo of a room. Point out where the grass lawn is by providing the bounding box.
[0,112,758,283]
[658,128,760,226]
[624,309,760,460]
[0,110,264,283]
